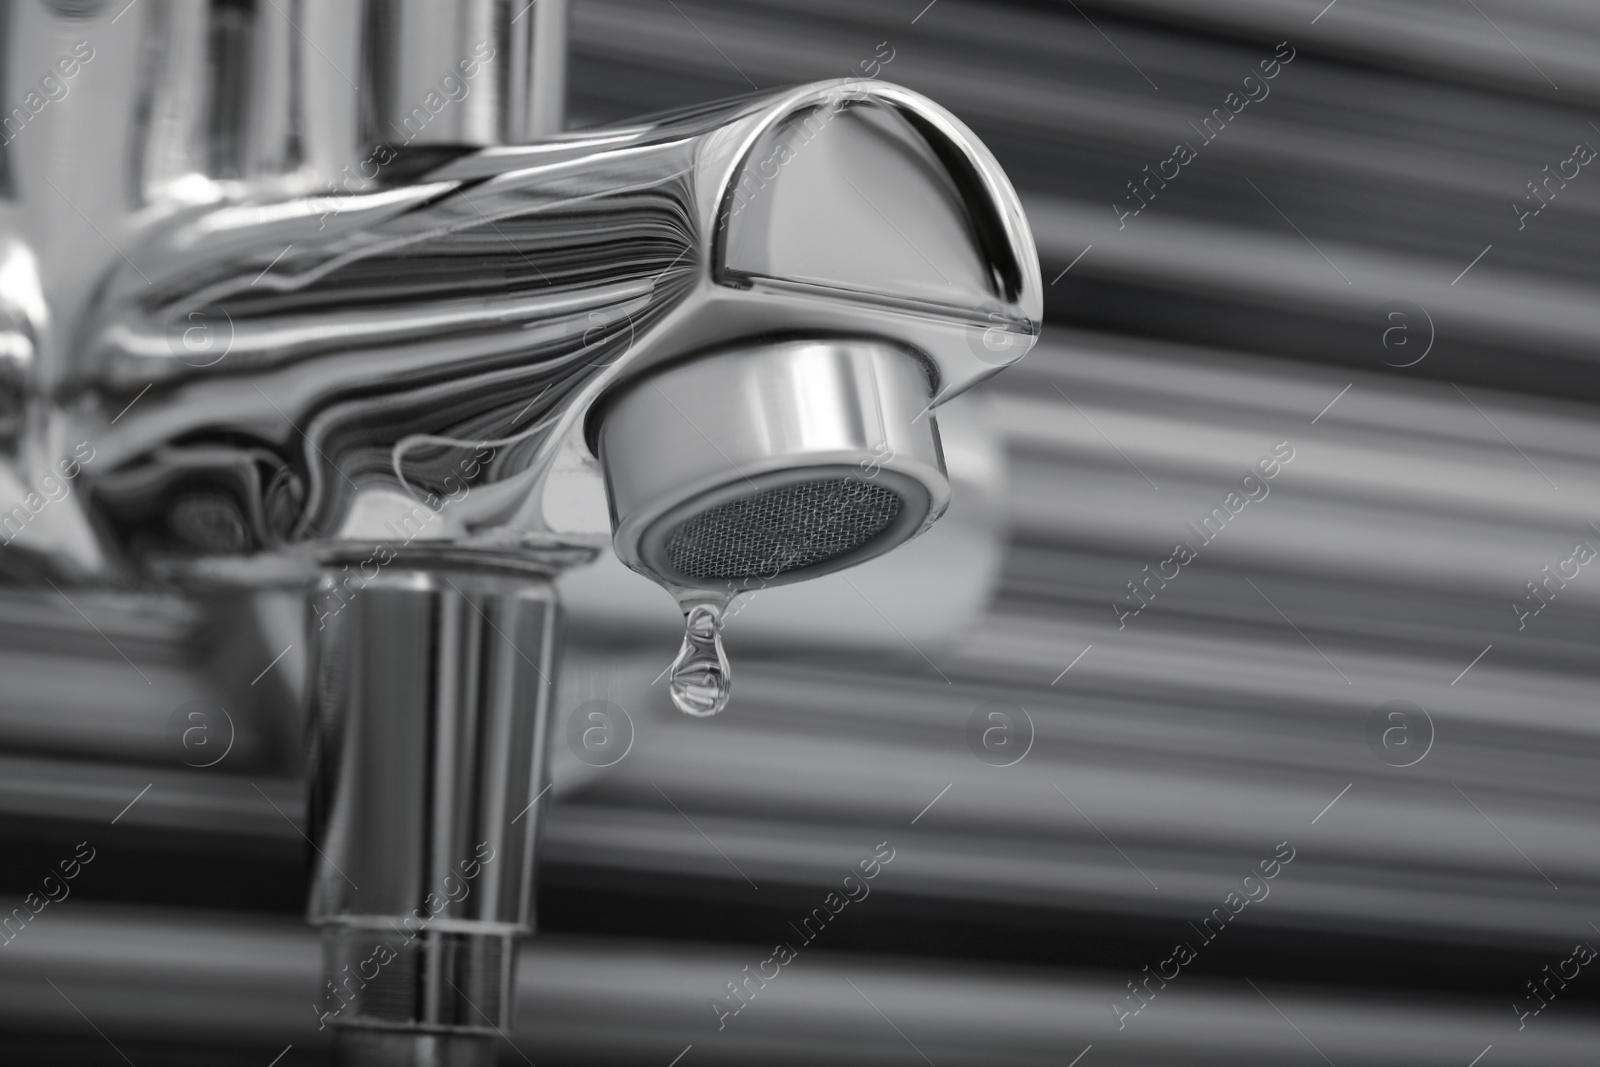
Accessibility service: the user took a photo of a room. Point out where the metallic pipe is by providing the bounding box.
[306,566,558,1050]
[0,3,1040,1062]
[360,0,570,151]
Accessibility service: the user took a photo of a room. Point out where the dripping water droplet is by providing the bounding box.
[668,601,732,716]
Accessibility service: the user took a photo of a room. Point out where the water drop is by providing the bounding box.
[667,601,732,717]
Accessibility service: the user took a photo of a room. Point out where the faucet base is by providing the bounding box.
[321,925,515,1034]
[306,568,559,1046]
[334,1028,498,1067]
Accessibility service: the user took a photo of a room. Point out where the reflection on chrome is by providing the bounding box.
[35,78,1038,586]
[0,2,1038,1062]
[12,3,1596,1066]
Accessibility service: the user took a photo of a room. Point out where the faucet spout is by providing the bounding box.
[62,77,1037,585]
[2,9,1039,1056]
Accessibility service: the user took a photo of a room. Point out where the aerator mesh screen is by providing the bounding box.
[663,477,903,581]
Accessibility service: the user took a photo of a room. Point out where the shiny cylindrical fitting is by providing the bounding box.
[597,339,951,591]
[305,568,556,1041]
[362,0,569,148]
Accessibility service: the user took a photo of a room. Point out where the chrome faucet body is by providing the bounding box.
[0,1,1039,1060]
[62,78,1038,580]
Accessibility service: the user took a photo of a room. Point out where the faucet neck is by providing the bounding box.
[306,566,559,1044]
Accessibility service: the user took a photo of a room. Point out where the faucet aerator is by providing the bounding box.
[598,338,950,598]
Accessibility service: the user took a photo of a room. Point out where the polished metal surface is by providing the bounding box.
[306,569,556,1040]
[361,0,570,148]
[599,339,949,592]
[2,3,1038,590]
[38,69,1036,590]
[0,1,1043,1062]
[18,1,1595,1065]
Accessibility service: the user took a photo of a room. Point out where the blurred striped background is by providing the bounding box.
[4,1,1600,1063]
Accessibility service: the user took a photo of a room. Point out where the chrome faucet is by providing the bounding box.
[1,1,1039,1062]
